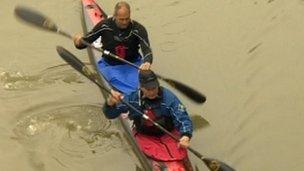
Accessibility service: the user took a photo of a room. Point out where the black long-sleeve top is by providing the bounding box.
[76,17,153,65]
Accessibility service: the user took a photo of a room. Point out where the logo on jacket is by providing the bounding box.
[178,104,186,112]
[115,45,127,59]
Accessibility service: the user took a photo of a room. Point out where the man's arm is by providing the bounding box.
[169,92,193,148]
[74,20,110,49]
[102,90,128,119]
[132,22,153,70]
[138,27,153,64]
[171,98,193,138]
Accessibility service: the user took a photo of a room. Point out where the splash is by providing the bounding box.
[0,65,87,91]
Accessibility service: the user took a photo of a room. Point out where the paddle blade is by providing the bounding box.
[14,6,58,32]
[203,158,236,171]
[56,46,96,82]
[159,76,206,104]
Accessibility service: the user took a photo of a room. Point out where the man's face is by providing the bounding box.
[115,7,131,29]
[141,87,159,99]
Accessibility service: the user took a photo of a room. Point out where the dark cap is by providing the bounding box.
[139,70,159,88]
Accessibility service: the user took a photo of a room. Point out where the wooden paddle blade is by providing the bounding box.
[159,76,206,104]
[14,6,58,32]
[203,158,235,171]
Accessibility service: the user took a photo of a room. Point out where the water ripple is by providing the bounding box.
[12,104,122,170]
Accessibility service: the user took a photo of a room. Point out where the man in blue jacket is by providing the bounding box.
[103,70,193,167]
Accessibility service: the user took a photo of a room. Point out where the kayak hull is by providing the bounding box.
[81,1,152,170]
[80,0,195,170]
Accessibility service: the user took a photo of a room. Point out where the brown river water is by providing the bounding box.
[1,0,304,170]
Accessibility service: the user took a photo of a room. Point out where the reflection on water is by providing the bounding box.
[13,104,122,171]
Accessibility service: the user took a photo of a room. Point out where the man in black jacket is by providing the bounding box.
[74,1,153,93]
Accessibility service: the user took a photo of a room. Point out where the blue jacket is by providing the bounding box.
[103,87,193,138]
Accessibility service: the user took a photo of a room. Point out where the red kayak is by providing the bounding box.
[80,0,195,170]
